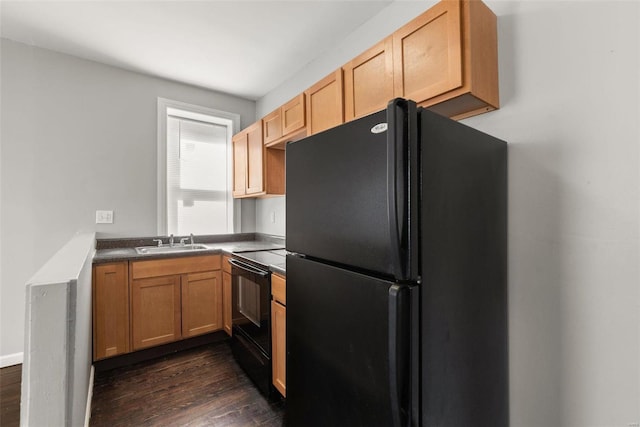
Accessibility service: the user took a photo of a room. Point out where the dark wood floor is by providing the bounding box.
[91,342,284,426]
[0,363,21,427]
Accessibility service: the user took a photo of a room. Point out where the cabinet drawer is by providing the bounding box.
[271,273,286,305]
[131,254,221,279]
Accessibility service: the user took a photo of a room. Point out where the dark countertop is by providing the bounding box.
[93,233,286,275]
[269,262,286,277]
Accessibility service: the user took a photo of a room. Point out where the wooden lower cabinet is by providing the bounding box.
[222,255,232,336]
[271,301,286,397]
[131,270,225,350]
[271,274,286,397]
[93,262,130,361]
[182,271,223,338]
[92,254,224,356]
[131,275,182,350]
[222,271,232,336]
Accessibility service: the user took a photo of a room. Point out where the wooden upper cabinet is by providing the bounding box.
[305,69,344,136]
[233,121,267,197]
[93,262,129,361]
[394,0,499,119]
[263,94,306,148]
[393,0,462,105]
[343,37,394,121]
[246,122,264,195]
[233,120,284,198]
[282,94,306,136]
[232,132,248,197]
[263,109,282,146]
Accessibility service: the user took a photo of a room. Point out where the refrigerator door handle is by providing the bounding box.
[386,98,416,281]
[388,284,410,427]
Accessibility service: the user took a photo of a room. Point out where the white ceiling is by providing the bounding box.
[0,0,393,100]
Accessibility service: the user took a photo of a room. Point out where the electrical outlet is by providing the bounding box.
[270,211,276,223]
[96,210,114,224]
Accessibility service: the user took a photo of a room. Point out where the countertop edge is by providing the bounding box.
[93,240,286,276]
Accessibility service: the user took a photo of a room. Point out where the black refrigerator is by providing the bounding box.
[285,99,508,427]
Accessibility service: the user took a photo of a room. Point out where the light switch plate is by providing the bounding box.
[96,210,113,224]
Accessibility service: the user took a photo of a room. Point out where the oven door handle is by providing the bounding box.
[228,258,270,278]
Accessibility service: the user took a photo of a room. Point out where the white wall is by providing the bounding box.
[21,232,95,427]
[252,1,432,236]
[255,196,286,236]
[256,1,640,426]
[0,39,256,361]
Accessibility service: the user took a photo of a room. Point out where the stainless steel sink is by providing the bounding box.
[135,244,209,255]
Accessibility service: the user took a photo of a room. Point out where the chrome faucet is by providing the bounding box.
[179,233,195,246]
[152,239,163,247]
[169,234,174,247]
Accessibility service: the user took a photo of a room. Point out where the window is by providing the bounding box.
[157,99,240,235]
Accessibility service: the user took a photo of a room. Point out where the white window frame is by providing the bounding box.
[157,98,241,235]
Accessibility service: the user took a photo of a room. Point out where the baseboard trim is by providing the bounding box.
[0,352,23,368]
[84,365,95,427]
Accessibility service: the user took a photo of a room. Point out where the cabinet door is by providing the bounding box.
[182,270,223,338]
[344,37,394,121]
[305,69,344,136]
[232,133,247,197]
[93,262,129,360]
[246,122,264,195]
[271,300,286,397]
[393,0,462,104]
[131,275,182,350]
[222,271,232,336]
[282,93,306,136]
[263,108,282,146]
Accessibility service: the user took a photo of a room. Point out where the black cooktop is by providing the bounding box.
[233,250,286,271]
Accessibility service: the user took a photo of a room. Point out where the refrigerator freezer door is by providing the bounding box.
[286,99,418,281]
[286,255,413,427]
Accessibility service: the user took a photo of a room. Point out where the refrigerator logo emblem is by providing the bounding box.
[371,123,388,134]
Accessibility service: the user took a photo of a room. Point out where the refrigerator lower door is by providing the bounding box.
[286,255,414,427]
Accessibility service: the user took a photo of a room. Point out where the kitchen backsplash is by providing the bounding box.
[255,196,286,236]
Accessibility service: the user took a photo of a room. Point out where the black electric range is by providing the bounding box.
[228,248,286,397]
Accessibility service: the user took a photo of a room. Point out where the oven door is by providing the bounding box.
[230,258,271,356]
